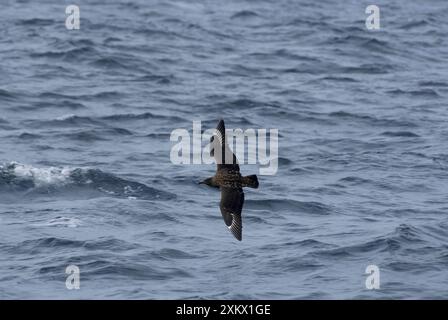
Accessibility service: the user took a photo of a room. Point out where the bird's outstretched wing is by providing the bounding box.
[211,119,240,172]
[220,187,244,241]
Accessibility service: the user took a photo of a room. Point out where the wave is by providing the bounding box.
[278,157,293,166]
[60,128,133,141]
[38,259,192,281]
[328,111,417,128]
[6,237,139,253]
[325,35,395,54]
[231,10,260,19]
[23,113,183,131]
[262,239,334,251]
[90,57,130,69]
[310,224,428,259]
[387,89,440,98]
[206,98,274,112]
[132,74,174,84]
[338,176,372,185]
[100,112,184,122]
[418,81,448,88]
[17,132,42,140]
[38,90,121,101]
[32,216,82,228]
[0,89,18,101]
[0,162,175,201]
[399,20,430,30]
[30,46,98,61]
[17,18,55,26]
[245,199,331,215]
[381,131,420,138]
[25,114,103,128]
[151,248,199,260]
[319,76,358,82]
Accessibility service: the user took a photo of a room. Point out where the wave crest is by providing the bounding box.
[0,162,175,201]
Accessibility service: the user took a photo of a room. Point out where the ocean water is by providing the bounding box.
[1,0,448,299]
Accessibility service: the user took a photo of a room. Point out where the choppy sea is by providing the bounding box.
[1,0,448,299]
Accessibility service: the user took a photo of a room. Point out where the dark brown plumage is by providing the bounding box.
[200,119,259,241]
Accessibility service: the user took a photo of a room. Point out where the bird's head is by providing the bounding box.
[199,177,215,187]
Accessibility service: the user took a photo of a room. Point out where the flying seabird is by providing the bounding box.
[200,119,259,241]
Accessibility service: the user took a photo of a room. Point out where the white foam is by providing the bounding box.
[34,216,82,228]
[55,114,76,121]
[8,162,73,187]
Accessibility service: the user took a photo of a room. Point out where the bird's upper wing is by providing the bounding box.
[219,187,244,241]
[211,119,240,172]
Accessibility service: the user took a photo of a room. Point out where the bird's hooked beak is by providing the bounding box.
[199,178,213,186]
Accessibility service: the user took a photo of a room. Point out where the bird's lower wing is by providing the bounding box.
[220,187,244,241]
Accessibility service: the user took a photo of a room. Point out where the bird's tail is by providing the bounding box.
[242,175,259,188]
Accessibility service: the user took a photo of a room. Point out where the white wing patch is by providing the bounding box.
[214,128,224,146]
[228,213,242,241]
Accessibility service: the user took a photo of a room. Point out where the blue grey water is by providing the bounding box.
[0,0,447,299]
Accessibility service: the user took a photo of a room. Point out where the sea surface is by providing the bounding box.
[1,0,448,299]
